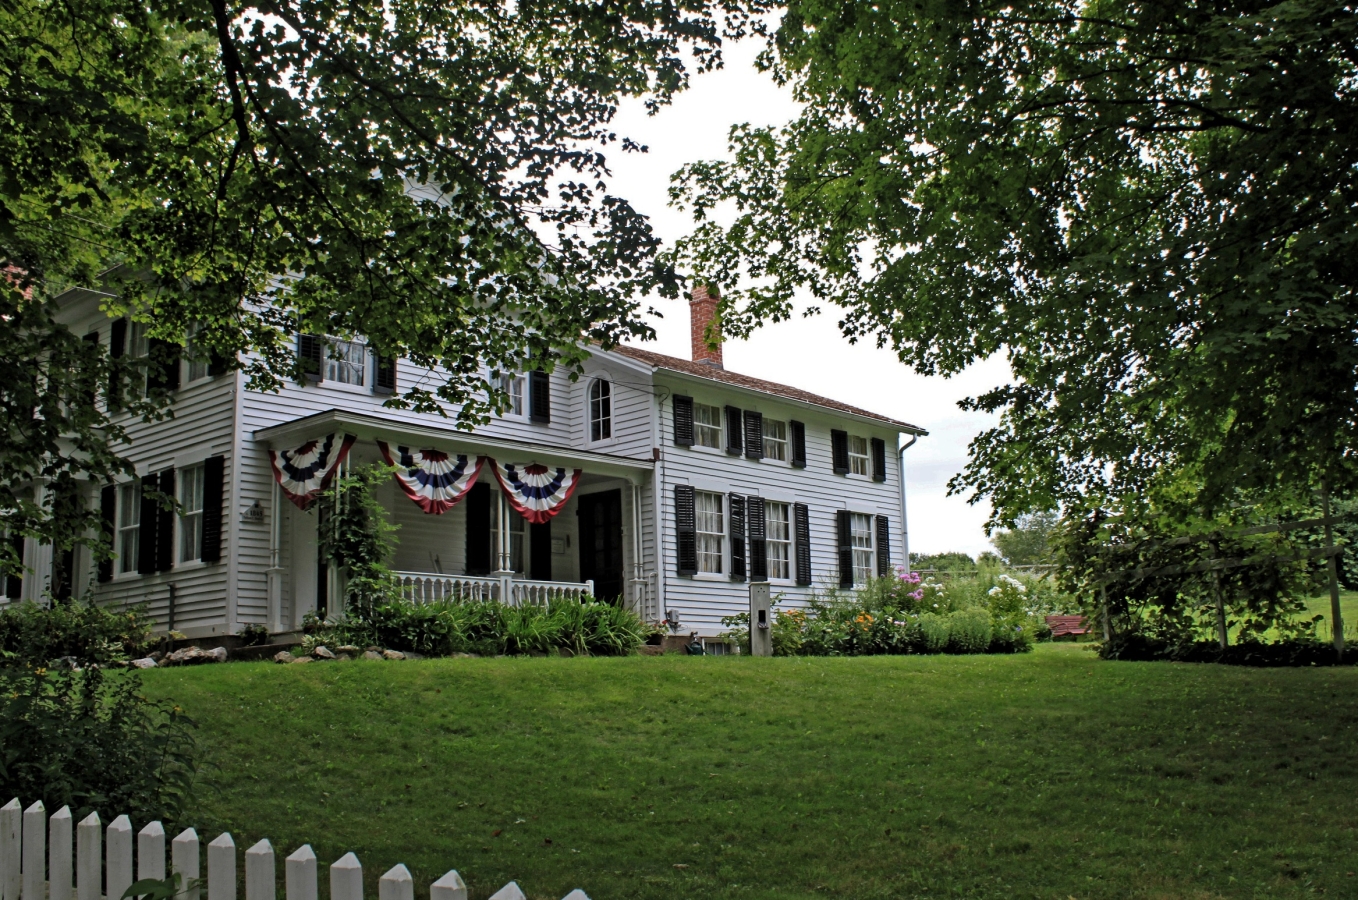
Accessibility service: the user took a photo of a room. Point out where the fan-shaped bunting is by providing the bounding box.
[490,460,582,524]
[377,442,483,514]
[269,433,357,510]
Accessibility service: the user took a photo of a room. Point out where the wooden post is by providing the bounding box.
[284,846,316,900]
[49,806,72,900]
[244,840,274,900]
[138,822,165,883]
[206,834,235,900]
[377,865,412,900]
[429,872,466,900]
[106,816,133,900]
[1099,585,1111,643]
[1323,483,1344,661]
[2,799,21,900]
[1209,541,1228,651]
[487,884,525,900]
[329,853,361,900]
[21,802,43,900]
[75,813,99,900]
[171,830,199,900]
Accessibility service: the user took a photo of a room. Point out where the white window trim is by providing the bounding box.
[694,489,725,576]
[691,401,724,452]
[325,338,370,393]
[587,376,616,445]
[115,481,141,579]
[849,511,875,587]
[848,434,871,478]
[179,463,206,564]
[764,498,794,584]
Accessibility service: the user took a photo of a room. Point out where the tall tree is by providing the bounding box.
[1,0,753,574]
[671,0,1358,526]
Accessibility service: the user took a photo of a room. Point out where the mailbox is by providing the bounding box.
[749,581,772,657]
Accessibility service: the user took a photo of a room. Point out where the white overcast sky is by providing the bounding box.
[605,40,1008,557]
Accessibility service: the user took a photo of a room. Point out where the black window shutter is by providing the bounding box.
[98,485,117,583]
[794,502,812,586]
[137,474,159,575]
[675,484,697,576]
[831,429,850,475]
[743,410,764,460]
[201,455,225,564]
[147,338,180,394]
[464,482,492,575]
[108,318,127,409]
[728,493,746,582]
[724,406,743,455]
[876,514,891,577]
[83,332,100,407]
[836,509,853,588]
[748,495,767,581]
[373,352,396,395]
[156,468,176,572]
[790,421,807,468]
[298,334,324,383]
[672,395,694,447]
[5,533,22,599]
[529,369,551,423]
[530,521,552,581]
[871,438,888,482]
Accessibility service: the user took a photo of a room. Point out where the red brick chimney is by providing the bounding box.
[689,283,723,368]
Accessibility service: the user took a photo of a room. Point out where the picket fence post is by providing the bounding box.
[1,799,20,900]
[207,834,235,900]
[172,829,199,900]
[75,813,99,900]
[487,883,524,900]
[50,806,72,900]
[139,822,166,883]
[329,853,361,900]
[377,865,411,900]
[561,892,589,900]
[21,802,43,900]
[245,840,274,900]
[107,816,134,900]
[284,846,316,900]
[428,872,465,900]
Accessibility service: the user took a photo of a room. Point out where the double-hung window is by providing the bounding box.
[499,374,525,416]
[763,419,788,461]
[185,324,210,383]
[328,339,366,385]
[694,403,722,449]
[695,491,724,574]
[117,482,140,575]
[590,379,612,441]
[179,464,204,563]
[850,513,874,585]
[849,435,871,476]
[766,501,791,580]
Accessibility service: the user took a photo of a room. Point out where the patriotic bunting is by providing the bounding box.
[269,433,357,510]
[490,460,583,524]
[377,442,483,515]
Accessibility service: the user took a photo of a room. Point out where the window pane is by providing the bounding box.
[850,512,874,585]
[695,491,724,574]
[766,501,790,580]
[849,435,870,475]
[118,483,140,575]
[328,340,366,385]
[500,374,525,416]
[694,403,722,448]
[180,465,204,562]
[762,419,787,461]
[590,380,612,441]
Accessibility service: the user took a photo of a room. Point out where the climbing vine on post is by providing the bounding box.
[317,465,400,618]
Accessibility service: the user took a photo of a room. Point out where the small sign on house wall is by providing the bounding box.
[241,500,266,525]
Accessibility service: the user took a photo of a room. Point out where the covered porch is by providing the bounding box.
[254,410,655,632]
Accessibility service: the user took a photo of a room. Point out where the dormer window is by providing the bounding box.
[590,379,612,441]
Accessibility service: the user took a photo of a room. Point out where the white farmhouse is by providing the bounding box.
[7,285,926,646]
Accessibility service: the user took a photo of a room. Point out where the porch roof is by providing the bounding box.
[252,408,654,480]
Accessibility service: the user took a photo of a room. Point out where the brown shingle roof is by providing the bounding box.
[612,345,927,434]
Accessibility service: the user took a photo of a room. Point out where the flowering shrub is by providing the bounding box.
[721,568,1055,656]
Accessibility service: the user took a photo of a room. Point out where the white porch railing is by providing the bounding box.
[395,572,594,607]
[0,797,591,900]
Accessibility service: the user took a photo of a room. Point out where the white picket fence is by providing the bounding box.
[395,573,594,608]
[0,800,588,900]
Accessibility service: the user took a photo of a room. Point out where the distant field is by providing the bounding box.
[142,645,1358,900]
[1303,589,1358,641]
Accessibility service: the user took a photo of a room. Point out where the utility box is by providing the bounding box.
[749,581,772,657]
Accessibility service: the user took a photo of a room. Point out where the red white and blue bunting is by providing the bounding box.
[269,433,357,510]
[377,442,483,515]
[490,461,583,524]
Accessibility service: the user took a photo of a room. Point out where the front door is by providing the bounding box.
[577,489,623,602]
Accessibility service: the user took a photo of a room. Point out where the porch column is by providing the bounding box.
[266,478,285,632]
[494,490,514,605]
[629,479,647,619]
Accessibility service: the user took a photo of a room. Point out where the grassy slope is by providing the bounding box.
[144,646,1358,900]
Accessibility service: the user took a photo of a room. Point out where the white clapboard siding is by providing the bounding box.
[655,370,908,634]
[0,801,591,900]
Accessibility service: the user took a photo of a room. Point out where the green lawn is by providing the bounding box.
[1304,590,1358,642]
[143,645,1358,900]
